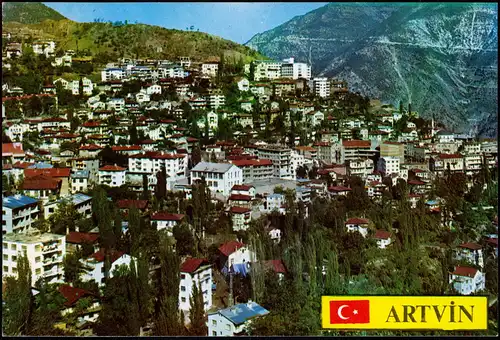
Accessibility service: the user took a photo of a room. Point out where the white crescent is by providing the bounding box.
[338,305,350,320]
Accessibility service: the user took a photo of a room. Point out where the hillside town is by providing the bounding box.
[2,34,499,336]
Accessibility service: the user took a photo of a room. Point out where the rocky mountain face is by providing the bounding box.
[246,3,498,137]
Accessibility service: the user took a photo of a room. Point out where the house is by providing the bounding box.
[179,258,212,314]
[2,232,66,285]
[65,232,100,254]
[207,301,269,336]
[372,230,392,249]
[2,142,25,164]
[201,62,219,78]
[98,165,127,187]
[265,193,285,213]
[24,167,72,196]
[22,175,62,201]
[327,186,352,197]
[2,195,40,234]
[230,185,256,199]
[116,199,149,214]
[449,266,485,295]
[236,77,250,92]
[218,240,256,272]
[101,68,125,82]
[377,156,400,177]
[345,217,370,238]
[80,249,133,287]
[191,162,243,197]
[267,227,281,244]
[71,170,90,193]
[150,212,185,235]
[312,77,330,98]
[262,259,287,281]
[43,193,93,220]
[228,194,252,209]
[455,242,484,268]
[58,284,101,324]
[229,206,252,231]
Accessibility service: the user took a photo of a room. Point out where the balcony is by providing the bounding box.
[43,256,62,265]
[42,244,59,253]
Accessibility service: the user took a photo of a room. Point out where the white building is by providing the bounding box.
[128,151,188,180]
[179,258,213,314]
[101,68,125,81]
[377,156,400,177]
[454,242,484,268]
[229,206,252,231]
[71,170,90,193]
[449,266,485,295]
[191,162,243,197]
[146,84,162,95]
[201,62,219,77]
[207,301,269,336]
[3,232,66,285]
[257,145,293,179]
[80,249,133,286]
[98,165,127,187]
[265,193,285,213]
[345,217,370,238]
[229,159,274,183]
[43,193,92,220]
[2,195,40,234]
[253,60,282,81]
[312,77,330,98]
[151,212,185,236]
[32,40,56,57]
[218,240,256,270]
[236,77,250,92]
[372,230,392,249]
[281,58,311,80]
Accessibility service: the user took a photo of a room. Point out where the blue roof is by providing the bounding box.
[28,162,53,169]
[221,263,250,277]
[426,200,438,206]
[215,302,269,326]
[268,193,284,199]
[71,170,89,179]
[2,195,39,209]
[56,193,92,206]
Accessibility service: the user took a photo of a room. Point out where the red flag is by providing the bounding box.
[329,300,370,324]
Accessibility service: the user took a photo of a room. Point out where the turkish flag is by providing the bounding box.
[329,300,370,324]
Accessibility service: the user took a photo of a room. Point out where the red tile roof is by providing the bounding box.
[24,168,71,178]
[373,230,392,240]
[219,240,245,257]
[230,206,252,214]
[229,194,252,202]
[117,199,148,210]
[346,218,370,225]
[90,248,126,263]
[111,145,142,151]
[82,121,102,127]
[263,260,287,274]
[342,140,371,149]
[66,232,99,245]
[2,143,24,156]
[13,161,33,169]
[130,152,185,160]
[487,238,498,247]
[438,153,463,159]
[458,242,482,250]
[407,179,426,185]
[151,212,185,221]
[22,175,61,190]
[180,258,210,273]
[231,184,254,191]
[79,144,103,151]
[451,266,478,278]
[58,285,95,307]
[99,165,126,171]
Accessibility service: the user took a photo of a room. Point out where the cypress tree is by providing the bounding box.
[188,282,207,336]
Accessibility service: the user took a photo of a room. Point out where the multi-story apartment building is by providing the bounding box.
[43,193,92,220]
[341,140,375,163]
[3,232,66,285]
[348,158,374,179]
[101,68,126,82]
[71,158,100,183]
[179,258,213,314]
[312,77,330,98]
[2,195,40,234]
[190,162,243,197]
[201,62,219,77]
[32,40,56,57]
[463,154,482,175]
[380,141,405,164]
[454,242,484,268]
[128,151,188,178]
[98,165,127,187]
[377,156,400,177]
[280,58,311,80]
[206,89,226,109]
[229,206,252,231]
[256,145,293,179]
[253,60,282,81]
[429,153,464,176]
[79,249,133,287]
[229,159,273,183]
[314,141,342,165]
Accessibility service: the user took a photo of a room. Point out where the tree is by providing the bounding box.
[173,222,195,256]
[2,252,33,335]
[155,165,167,201]
[188,282,207,336]
[63,251,85,284]
[191,145,202,167]
[48,201,83,235]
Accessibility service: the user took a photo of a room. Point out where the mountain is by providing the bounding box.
[2,2,67,24]
[2,3,265,64]
[246,3,498,137]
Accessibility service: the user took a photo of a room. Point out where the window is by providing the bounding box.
[10,244,16,250]
[36,256,41,263]
[12,256,17,261]
[3,266,8,272]
[12,268,17,274]
[181,297,186,302]
[212,320,217,326]
[49,208,54,213]
[212,331,217,336]
[22,246,27,252]
[225,324,231,331]
[181,274,185,279]
[181,286,186,292]
[3,254,8,261]
[2,243,7,249]
[35,268,41,275]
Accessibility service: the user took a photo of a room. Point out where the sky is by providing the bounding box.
[44,2,330,44]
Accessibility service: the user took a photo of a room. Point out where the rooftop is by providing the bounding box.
[4,232,65,244]
[212,301,269,326]
[180,258,210,273]
[191,161,234,174]
[2,195,39,209]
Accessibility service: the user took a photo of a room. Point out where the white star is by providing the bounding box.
[353,310,358,315]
